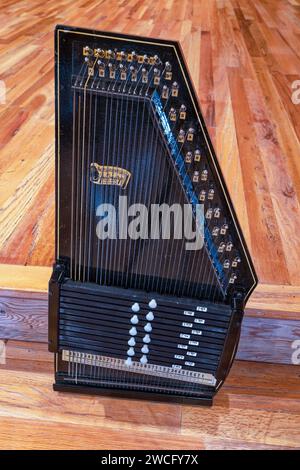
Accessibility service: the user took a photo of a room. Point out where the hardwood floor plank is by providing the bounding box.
[0,341,298,449]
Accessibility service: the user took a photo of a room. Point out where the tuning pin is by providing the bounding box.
[226,241,233,251]
[185,151,192,163]
[162,85,169,99]
[201,169,208,181]
[208,187,215,200]
[169,107,177,121]
[194,149,201,162]
[205,208,213,219]
[94,48,105,58]
[218,242,226,253]
[229,273,238,284]
[223,259,230,269]
[177,129,185,143]
[220,223,229,235]
[187,128,195,141]
[83,46,93,56]
[212,226,220,237]
[119,63,127,80]
[98,61,105,77]
[214,207,221,218]
[179,104,186,120]
[153,67,161,85]
[130,66,137,81]
[232,256,241,267]
[199,190,206,202]
[108,63,116,79]
[193,171,200,183]
[171,82,179,97]
[142,67,148,83]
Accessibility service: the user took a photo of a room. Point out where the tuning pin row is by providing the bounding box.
[86,47,162,65]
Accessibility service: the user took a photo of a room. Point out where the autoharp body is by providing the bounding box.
[49,25,257,405]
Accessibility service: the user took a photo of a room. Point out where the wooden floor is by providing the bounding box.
[0,0,300,450]
[1,0,300,285]
[0,340,299,450]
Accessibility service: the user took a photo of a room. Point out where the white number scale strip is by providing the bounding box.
[62,350,217,387]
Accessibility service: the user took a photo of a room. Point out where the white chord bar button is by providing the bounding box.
[140,355,148,365]
[128,337,136,347]
[144,323,152,333]
[143,334,151,343]
[129,327,137,336]
[141,345,149,354]
[131,302,140,312]
[148,299,157,309]
[127,347,135,356]
[146,311,154,321]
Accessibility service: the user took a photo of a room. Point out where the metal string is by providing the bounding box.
[70,89,77,279]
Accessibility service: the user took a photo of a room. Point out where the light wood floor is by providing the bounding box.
[0,340,299,450]
[1,0,300,287]
[0,0,300,450]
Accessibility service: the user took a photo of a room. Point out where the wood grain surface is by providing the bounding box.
[0,0,299,451]
[0,0,300,363]
[0,340,299,449]
[0,0,300,285]
[1,281,300,363]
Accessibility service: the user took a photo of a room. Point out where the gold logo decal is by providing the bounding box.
[90,163,131,189]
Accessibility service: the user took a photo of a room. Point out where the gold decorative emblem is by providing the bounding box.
[90,163,131,189]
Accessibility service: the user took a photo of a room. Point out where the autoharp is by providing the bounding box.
[49,25,257,405]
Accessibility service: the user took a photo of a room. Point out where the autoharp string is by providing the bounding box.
[78,60,96,281]
[101,73,115,285]
[82,83,93,283]
[111,69,131,287]
[111,63,130,288]
[95,80,109,285]
[126,94,147,288]
[123,93,145,287]
[129,96,152,290]
[72,60,86,280]
[133,100,158,289]
[142,91,181,293]
[150,122,188,295]
[106,64,126,289]
[141,101,173,293]
[70,89,76,279]
[134,67,167,291]
[74,91,82,281]
[114,74,131,287]
[107,80,120,287]
[125,65,150,287]
[87,83,98,282]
